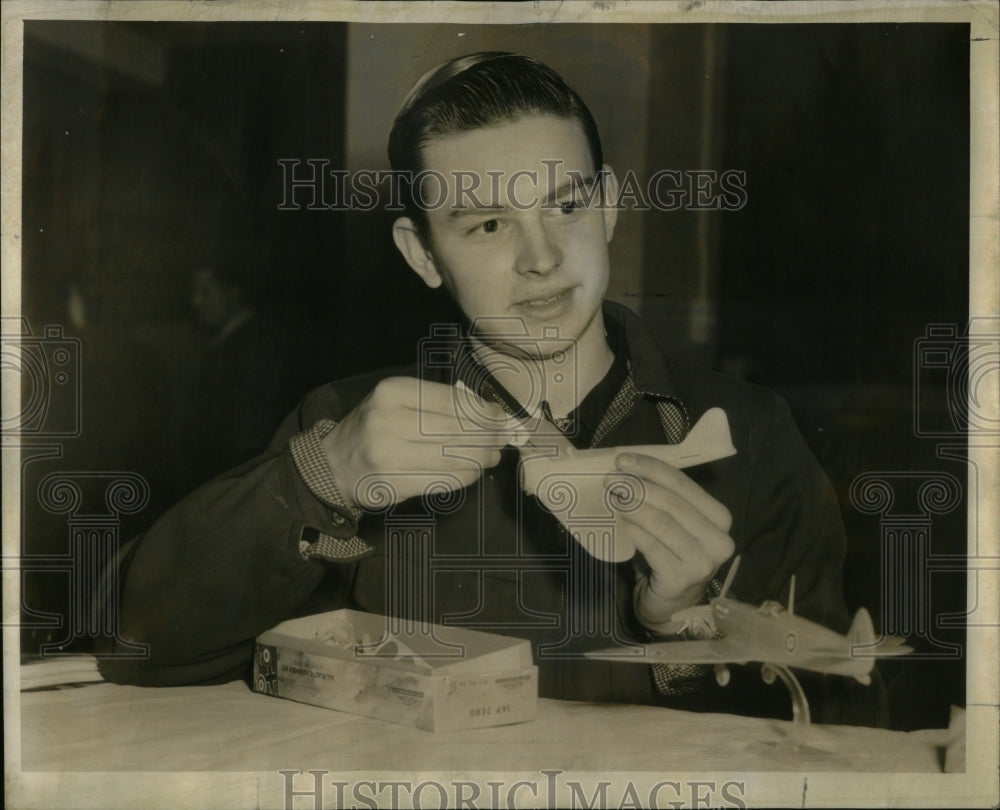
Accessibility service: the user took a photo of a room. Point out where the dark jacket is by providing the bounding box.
[98,303,884,724]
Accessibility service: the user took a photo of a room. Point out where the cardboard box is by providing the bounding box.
[252,609,537,731]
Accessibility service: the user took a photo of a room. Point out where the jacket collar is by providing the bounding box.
[448,300,689,419]
[602,300,687,406]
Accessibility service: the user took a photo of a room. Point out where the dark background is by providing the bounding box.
[17,21,969,730]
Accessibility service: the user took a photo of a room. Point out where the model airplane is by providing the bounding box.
[517,407,737,562]
[585,557,912,688]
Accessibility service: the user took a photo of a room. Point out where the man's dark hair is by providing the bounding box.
[387,52,604,238]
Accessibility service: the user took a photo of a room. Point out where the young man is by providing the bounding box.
[99,53,882,724]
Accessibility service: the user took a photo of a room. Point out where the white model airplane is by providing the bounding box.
[518,407,737,562]
[585,557,912,686]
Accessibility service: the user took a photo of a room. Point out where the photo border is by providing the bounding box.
[3,1,997,808]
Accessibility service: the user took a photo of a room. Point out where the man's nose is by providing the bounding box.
[514,220,563,276]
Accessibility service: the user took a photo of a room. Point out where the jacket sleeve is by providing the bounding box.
[734,392,852,633]
[96,386,368,686]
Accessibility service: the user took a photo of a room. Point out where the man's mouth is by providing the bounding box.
[514,287,574,308]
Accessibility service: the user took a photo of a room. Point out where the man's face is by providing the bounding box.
[398,114,618,358]
[191,268,239,331]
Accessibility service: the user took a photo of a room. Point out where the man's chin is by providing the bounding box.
[474,332,578,362]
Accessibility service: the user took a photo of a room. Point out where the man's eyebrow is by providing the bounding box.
[449,202,506,219]
[543,175,597,205]
[446,175,600,218]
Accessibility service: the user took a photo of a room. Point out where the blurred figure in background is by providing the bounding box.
[191,264,254,349]
[187,248,292,486]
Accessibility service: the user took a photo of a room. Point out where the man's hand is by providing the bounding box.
[610,452,735,633]
[321,377,513,509]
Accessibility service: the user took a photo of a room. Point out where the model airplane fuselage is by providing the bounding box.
[695,597,902,684]
[586,559,911,686]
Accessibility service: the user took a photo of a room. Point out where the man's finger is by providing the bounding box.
[622,478,735,553]
[615,452,732,531]
[618,501,734,575]
[376,377,507,422]
[619,510,689,570]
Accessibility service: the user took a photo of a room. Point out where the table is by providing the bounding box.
[18,680,949,773]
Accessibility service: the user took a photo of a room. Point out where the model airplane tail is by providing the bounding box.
[841,608,877,683]
[846,607,913,659]
[848,607,876,648]
[677,407,737,466]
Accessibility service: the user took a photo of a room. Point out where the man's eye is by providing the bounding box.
[472,219,500,235]
[558,200,582,214]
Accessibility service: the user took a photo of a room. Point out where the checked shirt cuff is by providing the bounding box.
[649,577,725,696]
[289,419,372,563]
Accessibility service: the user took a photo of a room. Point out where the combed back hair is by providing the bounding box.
[387,52,604,236]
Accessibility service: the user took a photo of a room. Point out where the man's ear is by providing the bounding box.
[600,164,620,242]
[392,217,442,289]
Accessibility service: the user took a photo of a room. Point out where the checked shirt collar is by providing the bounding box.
[453,300,691,449]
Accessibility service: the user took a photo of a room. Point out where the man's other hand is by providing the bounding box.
[321,377,512,509]
[610,452,735,633]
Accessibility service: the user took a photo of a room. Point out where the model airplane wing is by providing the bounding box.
[802,640,912,658]
[585,634,913,684]
[792,647,911,672]
[518,408,736,562]
[584,638,756,665]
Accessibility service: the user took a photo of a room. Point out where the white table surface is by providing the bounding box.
[18,679,949,773]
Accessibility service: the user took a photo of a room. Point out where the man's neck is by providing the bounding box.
[472,312,614,418]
